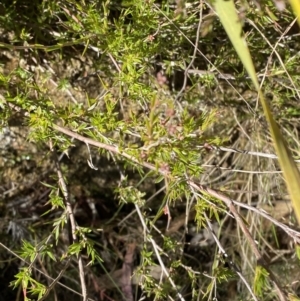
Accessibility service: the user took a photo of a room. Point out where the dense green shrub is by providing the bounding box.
[0,1,300,300]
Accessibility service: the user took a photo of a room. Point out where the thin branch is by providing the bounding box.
[121,243,136,301]
[152,3,254,114]
[51,145,88,301]
[38,259,71,301]
[176,2,203,100]
[198,144,300,163]
[135,204,186,301]
[0,242,96,301]
[247,17,300,100]
[188,181,288,301]
[201,164,283,174]
[203,213,258,301]
[232,199,300,241]
[53,124,164,174]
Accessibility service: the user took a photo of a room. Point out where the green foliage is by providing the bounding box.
[11,267,46,300]
[117,185,146,206]
[296,245,300,261]
[0,0,299,300]
[253,265,270,297]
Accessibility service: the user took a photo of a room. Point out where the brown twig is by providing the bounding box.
[51,144,88,301]
[121,243,136,301]
[188,181,288,301]
[203,213,258,301]
[38,258,71,301]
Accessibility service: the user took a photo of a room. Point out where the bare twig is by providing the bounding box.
[203,213,258,301]
[51,144,88,301]
[152,3,254,113]
[121,243,136,301]
[198,144,300,163]
[232,199,300,241]
[53,123,164,175]
[38,259,71,301]
[188,182,288,301]
[135,204,186,301]
[247,17,300,102]
[176,2,203,100]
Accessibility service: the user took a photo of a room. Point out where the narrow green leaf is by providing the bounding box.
[47,251,56,262]
[296,245,300,261]
[253,265,269,296]
[288,0,300,27]
[214,0,300,224]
